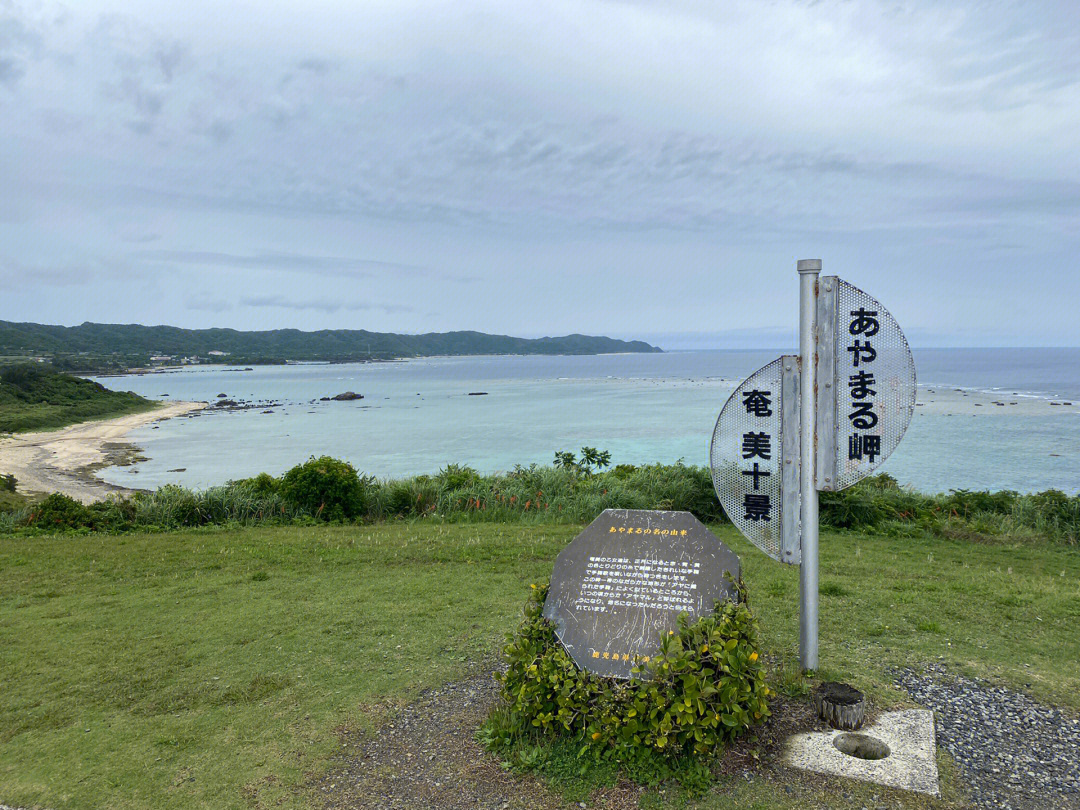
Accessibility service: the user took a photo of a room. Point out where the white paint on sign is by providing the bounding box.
[710,356,801,564]
[574,556,701,613]
[816,277,916,491]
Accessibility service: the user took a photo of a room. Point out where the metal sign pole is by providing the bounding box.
[711,260,914,672]
[797,258,821,671]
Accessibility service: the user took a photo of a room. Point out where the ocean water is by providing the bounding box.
[93,348,1080,495]
[913,348,1080,400]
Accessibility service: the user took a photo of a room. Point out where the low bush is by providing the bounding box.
[945,488,1019,518]
[279,456,372,521]
[234,472,280,497]
[483,581,769,782]
[87,496,138,532]
[432,464,480,490]
[141,484,203,527]
[23,493,94,531]
[370,476,438,520]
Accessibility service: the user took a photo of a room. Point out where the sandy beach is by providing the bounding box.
[0,401,207,503]
[4,372,1078,502]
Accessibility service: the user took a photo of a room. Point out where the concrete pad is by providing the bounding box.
[785,709,939,795]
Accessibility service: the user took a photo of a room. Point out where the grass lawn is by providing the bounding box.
[1,521,1078,809]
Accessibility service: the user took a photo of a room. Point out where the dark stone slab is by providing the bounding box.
[542,509,741,680]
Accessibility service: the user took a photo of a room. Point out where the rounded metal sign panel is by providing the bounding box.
[820,278,916,491]
[709,357,800,564]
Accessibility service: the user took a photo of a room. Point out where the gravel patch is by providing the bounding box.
[315,660,826,810]
[894,664,1080,810]
[316,668,572,810]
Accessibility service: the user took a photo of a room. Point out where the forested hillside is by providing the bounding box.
[0,364,155,433]
[0,321,661,370]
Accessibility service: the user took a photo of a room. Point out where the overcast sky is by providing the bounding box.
[2,0,1078,348]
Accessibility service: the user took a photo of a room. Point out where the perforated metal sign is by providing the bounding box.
[709,356,801,564]
[708,262,916,671]
[815,277,916,491]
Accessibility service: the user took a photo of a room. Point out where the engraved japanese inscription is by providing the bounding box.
[542,509,741,679]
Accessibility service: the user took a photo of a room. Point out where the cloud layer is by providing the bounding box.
[2,0,1078,345]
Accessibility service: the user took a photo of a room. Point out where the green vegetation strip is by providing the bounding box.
[0,364,156,434]
[6,454,1079,550]
[1,522,1078,809]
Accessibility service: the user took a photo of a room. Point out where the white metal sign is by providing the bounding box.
[815,277,916,491]
[709,261,916,671]
[709,356,801,564]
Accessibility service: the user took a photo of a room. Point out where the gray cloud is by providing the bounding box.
[185,294,416,316]
[0,254,137,289]
[184,295,232,313]
[118,230,161,244]
[4,0,1073,233]
[135,249,431,277]
[87,14,189,134]
[0,1,42,87]
[240,295,415,314]
[0,54,23,84]
[0,0,1077,343]
[187,293,414,315]
[296,58,333,75]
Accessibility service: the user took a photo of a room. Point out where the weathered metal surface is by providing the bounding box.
[815,276,839,490]
[818,278,916,491]
[542,509,741,680]
[710,357,800,564]
[798,262,820,671]
[780,356,802,564]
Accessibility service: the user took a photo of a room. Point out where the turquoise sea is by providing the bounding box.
[92,348,1080,495]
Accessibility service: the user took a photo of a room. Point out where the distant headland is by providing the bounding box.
[0,320,662,373]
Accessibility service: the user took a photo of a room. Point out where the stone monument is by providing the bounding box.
[542,508,741,679]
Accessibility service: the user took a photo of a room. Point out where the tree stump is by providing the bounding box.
[814,682,866,730]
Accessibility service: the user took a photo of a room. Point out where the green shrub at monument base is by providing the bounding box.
[486,580,770,776]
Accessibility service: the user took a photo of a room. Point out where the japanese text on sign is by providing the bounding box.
[845,308,882,463]
[741,389,773,523]
[572,555,701,614]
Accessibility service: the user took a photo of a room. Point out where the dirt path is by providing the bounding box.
[315,666,817,810]
[316,670,632,810]
[0,401,206,503]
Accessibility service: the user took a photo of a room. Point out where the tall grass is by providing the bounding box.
[818,474,1080,544]
[131,484,306,528]
[2,459,1077,545]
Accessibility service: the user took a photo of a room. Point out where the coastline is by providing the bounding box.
[90,350,660,377]
[0,401,207,504]
[16,354,1080,499]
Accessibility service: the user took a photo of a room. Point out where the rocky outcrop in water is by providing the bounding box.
[321,391,363,401]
